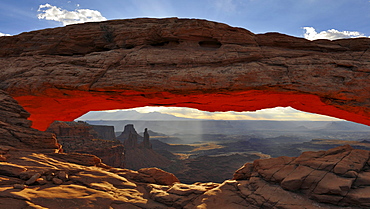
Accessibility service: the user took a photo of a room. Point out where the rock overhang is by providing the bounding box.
[0,18,370,130]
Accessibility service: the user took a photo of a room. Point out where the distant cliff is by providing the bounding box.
[46,121,124,168]
[91,124,116,141]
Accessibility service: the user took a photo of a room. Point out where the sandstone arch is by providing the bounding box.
[1,18,370,130]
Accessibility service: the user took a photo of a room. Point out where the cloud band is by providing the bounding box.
[37,3,107,26]
[303,27,368,40]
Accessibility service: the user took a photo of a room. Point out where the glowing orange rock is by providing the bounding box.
[0,18,369,130]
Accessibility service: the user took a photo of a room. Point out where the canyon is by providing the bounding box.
[1,18,370,208]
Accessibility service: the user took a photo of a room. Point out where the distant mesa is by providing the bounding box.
[46,121,124,168]
[47,120,116,141]
[78,110,194,121]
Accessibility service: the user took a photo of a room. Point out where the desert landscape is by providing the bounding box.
[1,17,370,208]
[69,113,370,184]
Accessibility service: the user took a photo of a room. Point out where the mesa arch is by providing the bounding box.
[1,18,370,131]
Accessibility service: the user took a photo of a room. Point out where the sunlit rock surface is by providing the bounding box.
[234,145,370,208]
[1,18,370,208]
[0,18,370,130]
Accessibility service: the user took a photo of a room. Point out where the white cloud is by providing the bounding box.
[0,32,11,36]
[303,27,368,40]
[37,3,107,26]
[213,0,238,13]
[116,106,342,121]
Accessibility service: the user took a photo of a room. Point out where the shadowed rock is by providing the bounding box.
[143,128,152,149]
[46,121,124,168]
[1,18,370,208]
[117,124,170,170]
[117,124,140,147]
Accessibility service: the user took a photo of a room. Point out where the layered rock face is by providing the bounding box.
[91,125,116,141]
[234,145,370,208]
[46,121,124,168]
[0,18,369,130]
[0,89,60,152]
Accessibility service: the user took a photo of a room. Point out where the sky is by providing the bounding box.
[1,0,370,39]
[76,106,343,121]
[133,106,342,121]
[1,0,369,121]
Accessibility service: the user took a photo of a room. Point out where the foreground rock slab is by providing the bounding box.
[234,145,370,208]
[3,147,367,209]
[0,147,370,209]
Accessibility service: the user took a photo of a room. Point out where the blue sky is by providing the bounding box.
[2,0,368,121]
[1,0,370,40]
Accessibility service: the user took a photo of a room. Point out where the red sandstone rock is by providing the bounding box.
[47,152,102,166]
[0,90,60,150]
[3,18,370,208]
[333,149,369,176]
[233,145,370,207]
[0,155,6,162]
[52,177,63,185]
[0,163,26,177]
[280,165,315,191]
[0,18,369,130]
[46,121,125,168]
[13,184,26,190]
[57,171,68,181]
[355,171,370,187]
[137,167,179,185]
[25,173,41,185]
[36,177,47,185]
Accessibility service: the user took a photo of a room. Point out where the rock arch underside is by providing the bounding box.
[1,18,370,208]
[1,18,370,130]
